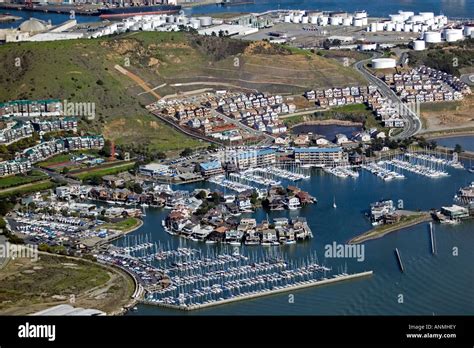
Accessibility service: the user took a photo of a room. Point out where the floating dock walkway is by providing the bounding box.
[140,270,374,311]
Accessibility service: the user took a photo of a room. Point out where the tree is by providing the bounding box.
[89,175,103,185]
[454,144,463,153]
[62,167,70,175]
[132,183,143,194]
[180,148,193,157]
[196,190,207,200]
[101,139,113,158]
[429,140,437,150]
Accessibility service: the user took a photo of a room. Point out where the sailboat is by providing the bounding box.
[332,196,337,209]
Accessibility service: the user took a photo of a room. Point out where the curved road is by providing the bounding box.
[354,53,422,140]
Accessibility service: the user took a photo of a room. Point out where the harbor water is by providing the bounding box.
[435,135,474,152]
[2,0,474,29]
[291,124,362,140]
[124,159,474,315]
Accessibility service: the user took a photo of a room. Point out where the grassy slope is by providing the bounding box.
[0,253,134,315]
[0,32,365,151]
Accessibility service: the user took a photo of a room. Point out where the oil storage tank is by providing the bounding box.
[372,58,396,69]
[424,31,442,43]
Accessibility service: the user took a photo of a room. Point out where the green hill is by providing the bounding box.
[0,32,365,154]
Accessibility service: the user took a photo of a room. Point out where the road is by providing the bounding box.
[212,109,275,146]
[36,167,80,185]
[354,53,422,140]
[460,73,474,86]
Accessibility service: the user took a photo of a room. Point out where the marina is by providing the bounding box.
[324,166,359,179]
[386,158,449,178]
[405,152,464,170]
[360,162,405,181]
[229,171,280,187]
[208,174,254,193]
[137,247,372,311]
[250,166,310,182]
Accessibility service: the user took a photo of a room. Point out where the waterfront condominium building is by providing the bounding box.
[224,148,276,170]
[293,147,346,166]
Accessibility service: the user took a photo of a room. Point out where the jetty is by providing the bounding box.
[429,222,436,255]
[395,248,404,273]
[141,270,374,311]
[348,212,432,244]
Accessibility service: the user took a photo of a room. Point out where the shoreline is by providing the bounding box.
[140,270,373,311]
[348,213,432,244]
[426,131,474,140]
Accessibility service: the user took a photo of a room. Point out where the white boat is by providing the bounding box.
[333,196,337,209]
[205,240,217,244]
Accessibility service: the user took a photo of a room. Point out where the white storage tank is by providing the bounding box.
[189,19,201,29]
[385,22,394,31]
[354,11,367,19]
[199,16,213,27]
[319,16,329,26]
[309,15,319,24]
[302,16,309,24]
[395,23,403,31]
[404,23,413,32]
[412,24,421,32]
[422,24,430,32]
[410,15,424,23]
[390,14,404,23]
[370,22,377,32]
[399,11,415,21]
[166,15,175,23]
[419,12,434,21]
[424,31,442,43]
[353,18,364,27]
[372,58,396,69]
[284,15,292,23]
[292,15,302,23]
[329,16,341,25]
[343,17,352,26]
[376,22,385,31]
[444,28,464,42]
[362,17,368,26]
[464,24,474,37]
[413,40,426,50]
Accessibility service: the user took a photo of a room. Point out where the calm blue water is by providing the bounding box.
[291,124,362,140]
[435,136,474,152]
[188,0,474,18]
[2,0,474,29]
[123,160,474,315]
[0,9,97,29]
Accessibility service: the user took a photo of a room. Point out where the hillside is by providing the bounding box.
[0,32,366,153]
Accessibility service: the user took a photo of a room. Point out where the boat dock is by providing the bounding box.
[429,222,436,255]
[140,270,374,311]
[394,248,404,272]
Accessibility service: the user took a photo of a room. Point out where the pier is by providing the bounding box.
[140,270,374,311]
[395,248,404,273]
